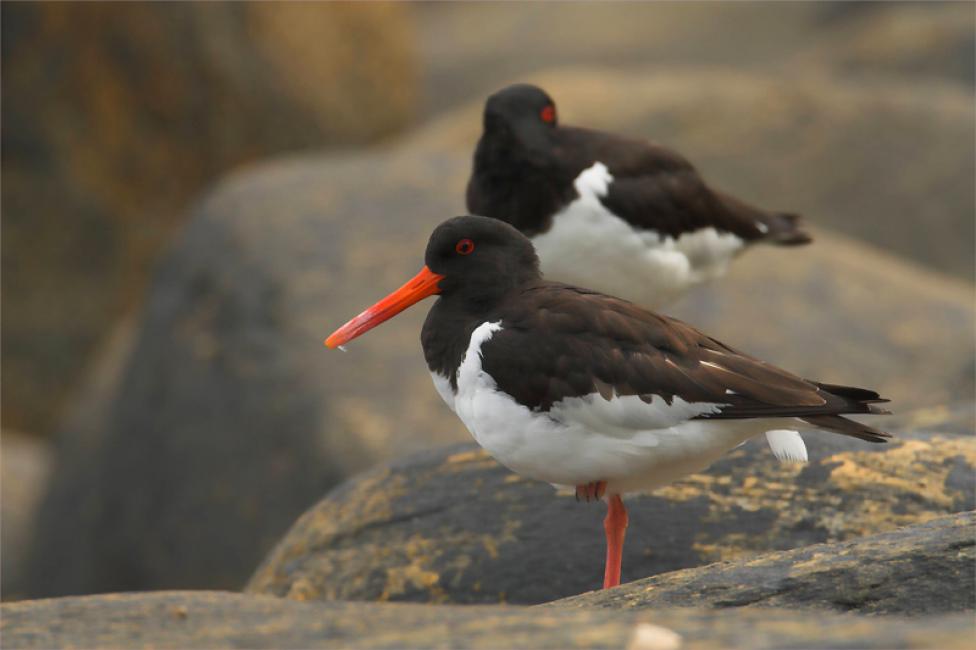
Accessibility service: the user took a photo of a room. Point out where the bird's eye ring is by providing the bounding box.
[540,105,556,124]
[455,239,475,255]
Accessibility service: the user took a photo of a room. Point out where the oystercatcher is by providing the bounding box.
[325,216,889,590]
[466,84,812,307]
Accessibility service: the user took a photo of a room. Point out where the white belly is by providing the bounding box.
[444,321,785,495]
[531,163,744,308]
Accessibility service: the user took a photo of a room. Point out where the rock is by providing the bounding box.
[17,319,138,598]
[551,511,975,615]
[798,2,976,86]
[30,82,973,595]
[416,2,973,114]
[414,66,975,280]
[24,150,470,598]
[247,411,974,605]
[2,591,973,649]
[1,431,53,599]
[1,1,417,437]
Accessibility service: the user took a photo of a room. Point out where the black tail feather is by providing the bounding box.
[802,414,891,443]
[813,382,889,405]
[760,212,812,246]
[801,381,892,442]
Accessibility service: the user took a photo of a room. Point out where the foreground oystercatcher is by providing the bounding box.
[326,216,889,590]
[467,84,812,307]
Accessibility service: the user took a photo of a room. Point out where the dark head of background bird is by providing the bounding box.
[325,216,540,349]
[478,84,559,169]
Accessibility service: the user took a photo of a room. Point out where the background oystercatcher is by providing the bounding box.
[325,216,889,590]
[466,84,812,307]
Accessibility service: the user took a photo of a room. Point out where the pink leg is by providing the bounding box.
[575,480,607,502]
[603,494,628,589]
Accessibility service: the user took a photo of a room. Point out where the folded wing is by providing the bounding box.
[482,284,889,442]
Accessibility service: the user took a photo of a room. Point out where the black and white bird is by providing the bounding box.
[326,216,889,590]
[466,84,812,307]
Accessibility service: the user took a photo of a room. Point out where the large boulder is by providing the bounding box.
[247,409,974,605]
[797,2,976,85]
[1,1,417,437]
[552,511,975,615]
[29,67,973,597]
[24,150,468,597]
[416,2,974,112]
[2,591,973,650]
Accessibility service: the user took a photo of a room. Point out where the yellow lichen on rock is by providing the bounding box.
[379,534,446,602]
[827,436,975,512]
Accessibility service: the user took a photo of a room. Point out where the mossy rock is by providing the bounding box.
[247,407,974,604]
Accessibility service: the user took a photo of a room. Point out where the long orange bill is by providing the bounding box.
[324,266,444,349]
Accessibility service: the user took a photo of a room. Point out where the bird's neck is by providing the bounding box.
[470,137,573,237]
[421,298,488,385]
[420,282,530,385]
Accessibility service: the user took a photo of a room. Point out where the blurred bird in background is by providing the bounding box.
[467,84,811,307]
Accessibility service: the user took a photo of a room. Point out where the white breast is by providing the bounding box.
[443,320,786,494]
[531,162,744,308]
[429,371,455,412]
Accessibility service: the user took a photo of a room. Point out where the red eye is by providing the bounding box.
[540,105,556,124]
[455,238,475,255]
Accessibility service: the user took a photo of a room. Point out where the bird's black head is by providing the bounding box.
[426,215,541,304]
[480,84,558,164]
[325,216,540,349]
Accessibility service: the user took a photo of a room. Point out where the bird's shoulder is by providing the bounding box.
[558,126,695,178]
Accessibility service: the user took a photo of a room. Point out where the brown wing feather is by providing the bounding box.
[482,284,888,430]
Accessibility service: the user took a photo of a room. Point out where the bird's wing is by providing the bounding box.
[560,126,810,245]
[481,284,885,435]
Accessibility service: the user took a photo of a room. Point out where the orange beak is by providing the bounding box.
[324,266,444,349]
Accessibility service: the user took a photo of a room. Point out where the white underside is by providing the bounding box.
[531,162,745,308]
[432,321,808,495]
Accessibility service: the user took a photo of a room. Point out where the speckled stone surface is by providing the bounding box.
[551,511,975,615]
[2,591,974,650]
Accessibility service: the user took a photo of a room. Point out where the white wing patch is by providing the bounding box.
[765,429,808,464]
[455,321,503,395]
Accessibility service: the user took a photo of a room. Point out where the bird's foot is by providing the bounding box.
[575,480,607,502]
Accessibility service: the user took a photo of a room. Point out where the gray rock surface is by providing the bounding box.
[1,431,52,599]
[551,511,976,616]
[416,2,975,114]
[247,408,974,605]
[2,591,973,650]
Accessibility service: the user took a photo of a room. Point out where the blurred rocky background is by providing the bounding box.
[2,3,973,645]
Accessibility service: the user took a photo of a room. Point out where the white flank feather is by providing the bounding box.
[765,429,808,464]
